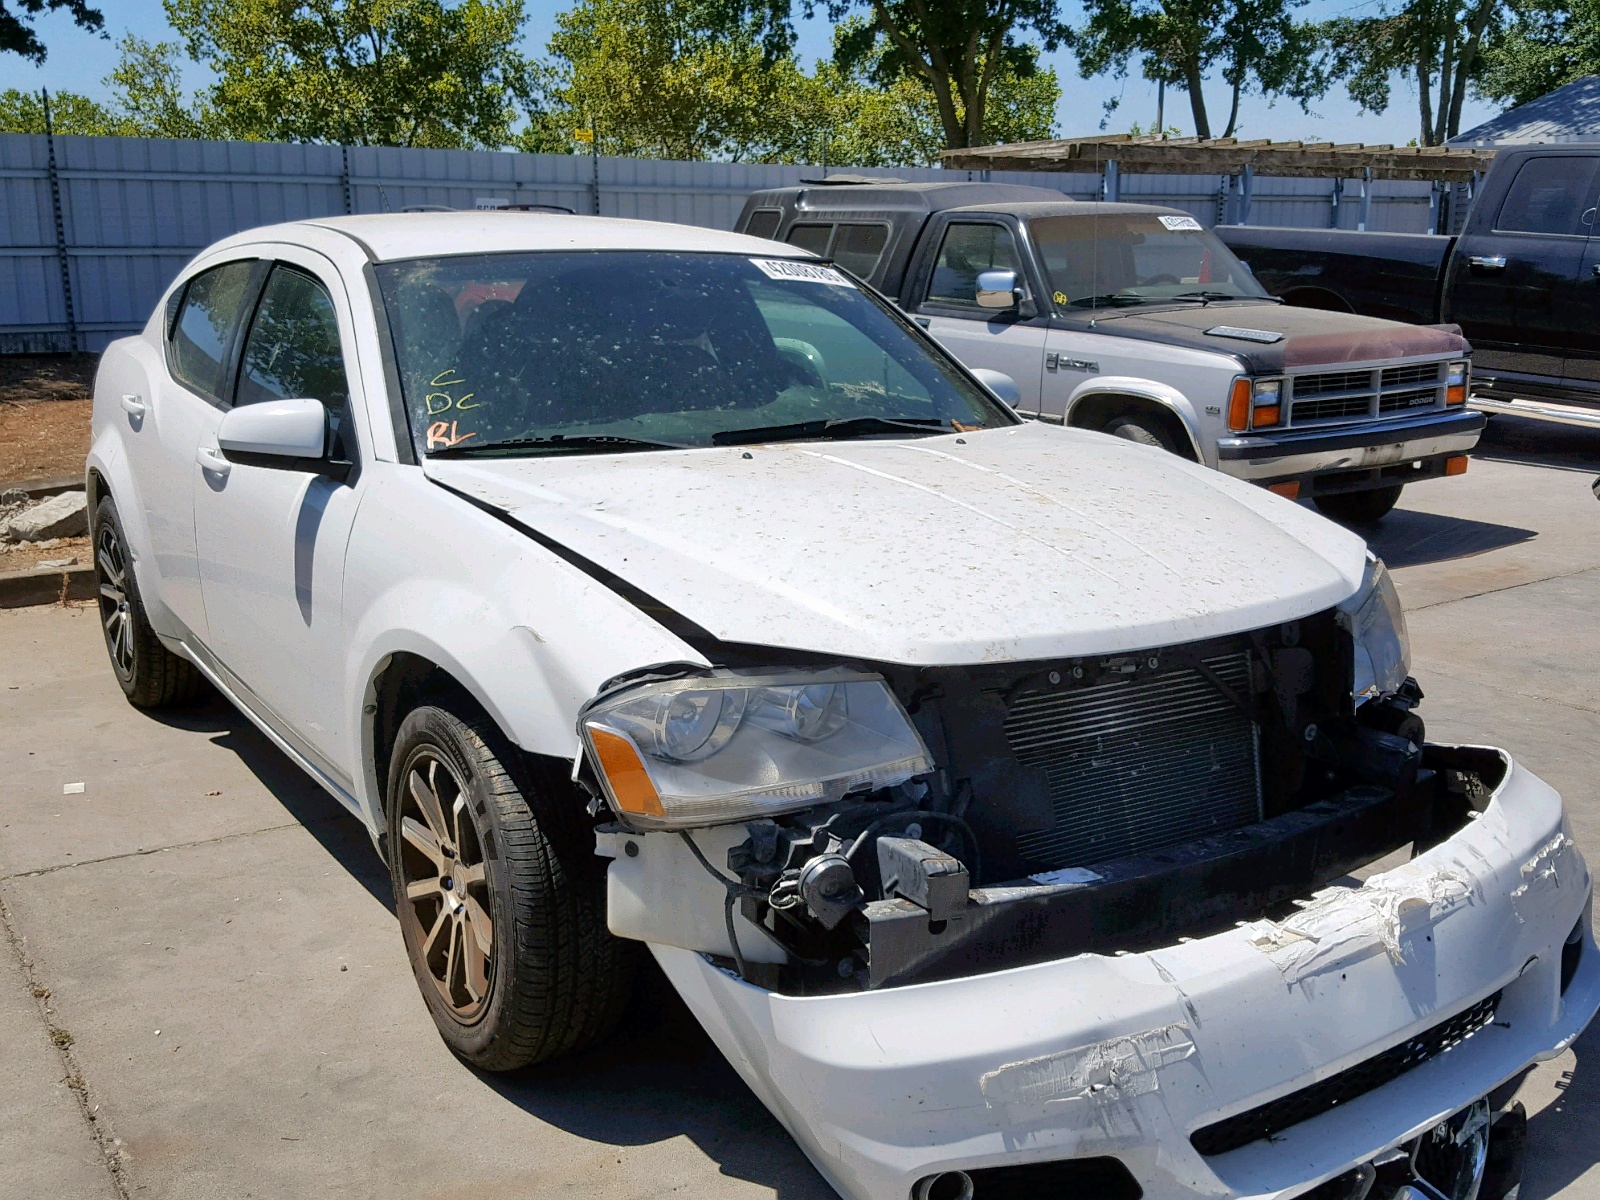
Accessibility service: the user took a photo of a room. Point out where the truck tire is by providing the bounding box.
[92,495,207,708]
[1105,415,1180,454]
[1313,485,1404,524]
[387,704,636,1071]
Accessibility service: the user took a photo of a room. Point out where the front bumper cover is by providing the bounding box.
[1215,409,1485,486]
[651,749,1598,1200]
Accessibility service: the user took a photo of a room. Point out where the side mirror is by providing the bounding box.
[970,368,1021,409]
[976,269,1022,310]
[217,397,332,469]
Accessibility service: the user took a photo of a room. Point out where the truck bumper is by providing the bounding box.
[1215,409,1485,491]
[652,748,1596,1200]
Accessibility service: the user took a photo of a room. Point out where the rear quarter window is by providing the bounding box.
[1495,157,1599,235]
[744,209,782,240]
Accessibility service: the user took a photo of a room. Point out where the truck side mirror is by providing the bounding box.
[976,269,1022,310]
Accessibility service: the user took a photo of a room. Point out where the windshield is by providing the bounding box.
[1028,213,1268,309]
[375,251,1014,458]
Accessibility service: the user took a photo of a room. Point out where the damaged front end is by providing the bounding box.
[574,561,1599,1200]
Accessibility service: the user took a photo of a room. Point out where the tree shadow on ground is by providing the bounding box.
[153,695,836,1199]
[1521,1022,1600,1200]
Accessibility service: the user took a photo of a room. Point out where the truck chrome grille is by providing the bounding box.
[1004,652,1261,869]
[1286,360,1448,427]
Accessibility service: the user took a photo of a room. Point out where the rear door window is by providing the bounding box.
[925,223,1021,310]
[168,261,256,401]
[1495,157,1600,235]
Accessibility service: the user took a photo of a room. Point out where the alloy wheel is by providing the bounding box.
[95,520,134,679]
[397,751,495,1020]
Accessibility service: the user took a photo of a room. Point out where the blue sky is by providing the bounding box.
[5,0,1503,146]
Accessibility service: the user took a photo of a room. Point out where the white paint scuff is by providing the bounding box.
[1241,866,1479,982]
[979,1023,1195,1109]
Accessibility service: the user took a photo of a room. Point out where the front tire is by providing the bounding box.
[387,705,636,1071]
[1314,484,1404,524]
[1105,415,1180,454]
[91,495,206,708]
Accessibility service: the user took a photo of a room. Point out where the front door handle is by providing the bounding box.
[1468,255,1507,271]
[120,394,146,417]
[195,446,231,477]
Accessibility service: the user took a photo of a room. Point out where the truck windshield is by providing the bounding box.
[376,250,1013,458]
[1029,214,1269,308]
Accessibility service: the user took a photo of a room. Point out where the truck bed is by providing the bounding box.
[1217,226,1455,326]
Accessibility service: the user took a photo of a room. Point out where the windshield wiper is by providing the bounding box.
[711,416,948,446]
[1169,290,1283,305]
[429,433,688,458]
[1068,293,1146,307]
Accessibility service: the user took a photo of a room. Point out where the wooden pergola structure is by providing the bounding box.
[940,136,1501,230]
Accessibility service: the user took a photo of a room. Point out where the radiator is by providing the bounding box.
[1004,652,1262,869]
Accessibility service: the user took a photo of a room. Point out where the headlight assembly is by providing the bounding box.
[1341,556,1411,704]
[580,669,933,829]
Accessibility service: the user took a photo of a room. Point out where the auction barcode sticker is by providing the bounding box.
[750,258,853,286]
[1158,214,1203,231]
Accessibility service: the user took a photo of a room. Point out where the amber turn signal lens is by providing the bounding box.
[1446,384,1467,405]
[587,726,664,818]
[1228,378,1252,431]
[1444,455,1469,476]
[1252,404,1282,428]
[1268,481,1301,499]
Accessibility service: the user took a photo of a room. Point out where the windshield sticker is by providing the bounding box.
[750,258,853,286]
[427,420,478,451]
[1158,214,1203,231]
[1053,290,1069,306]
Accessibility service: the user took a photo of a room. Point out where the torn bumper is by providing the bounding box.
[652,750,1598,1200]
[1214,408,1484,486]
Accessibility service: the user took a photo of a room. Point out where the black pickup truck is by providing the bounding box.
[1219,143,1600,426]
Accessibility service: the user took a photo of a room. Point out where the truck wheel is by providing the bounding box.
[1313,485,1404,524]
[387,704,636,1071]
[1105,415,1179,453]
[92,495,206,708]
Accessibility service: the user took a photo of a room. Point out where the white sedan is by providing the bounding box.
[88,212,1595,1200]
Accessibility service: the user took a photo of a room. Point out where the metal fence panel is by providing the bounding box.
[0,132,1444,353]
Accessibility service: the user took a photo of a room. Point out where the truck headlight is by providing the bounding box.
[1228,376,1284,430]
[580,669,932,829]
[1341,557,1410,704]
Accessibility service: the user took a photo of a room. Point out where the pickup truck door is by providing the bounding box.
[191,249,365,782]
[1444,153,1600,380]
[907,219,1048,416]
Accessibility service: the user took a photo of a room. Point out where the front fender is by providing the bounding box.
[1064,375,1210,465]
[340,470,709,834]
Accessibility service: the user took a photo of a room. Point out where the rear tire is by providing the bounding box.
[91,495,206,708]
[1313,484,1404,524]
[1104,415,1180,453]
[387,704,637,1071]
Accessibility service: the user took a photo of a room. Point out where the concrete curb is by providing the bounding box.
[0,564,96,609]
[3,476,82,501]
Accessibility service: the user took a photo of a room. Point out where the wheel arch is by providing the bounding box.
[1280,286,1356,313]
[1064,378,1205,462]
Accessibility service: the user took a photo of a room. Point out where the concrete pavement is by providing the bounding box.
[1,413,1597,1200]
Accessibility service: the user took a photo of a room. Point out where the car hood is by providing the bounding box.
[422,422,1369,666]
[1061,301,1469,373]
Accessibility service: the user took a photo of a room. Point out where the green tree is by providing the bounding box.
[1474,0,1600,108]
[0,87,128,134]
[1073,0,1328,139]
[712,0,1069,150]
[1,0,101,63]
[152,0,528,147]
[1325,0,1504,145]
[527,0,1056,163]
[106,35,218,139]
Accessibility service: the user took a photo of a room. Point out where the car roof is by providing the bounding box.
[946,200,1196,219]
[744,180,1064,216]
[216,211,812,263]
